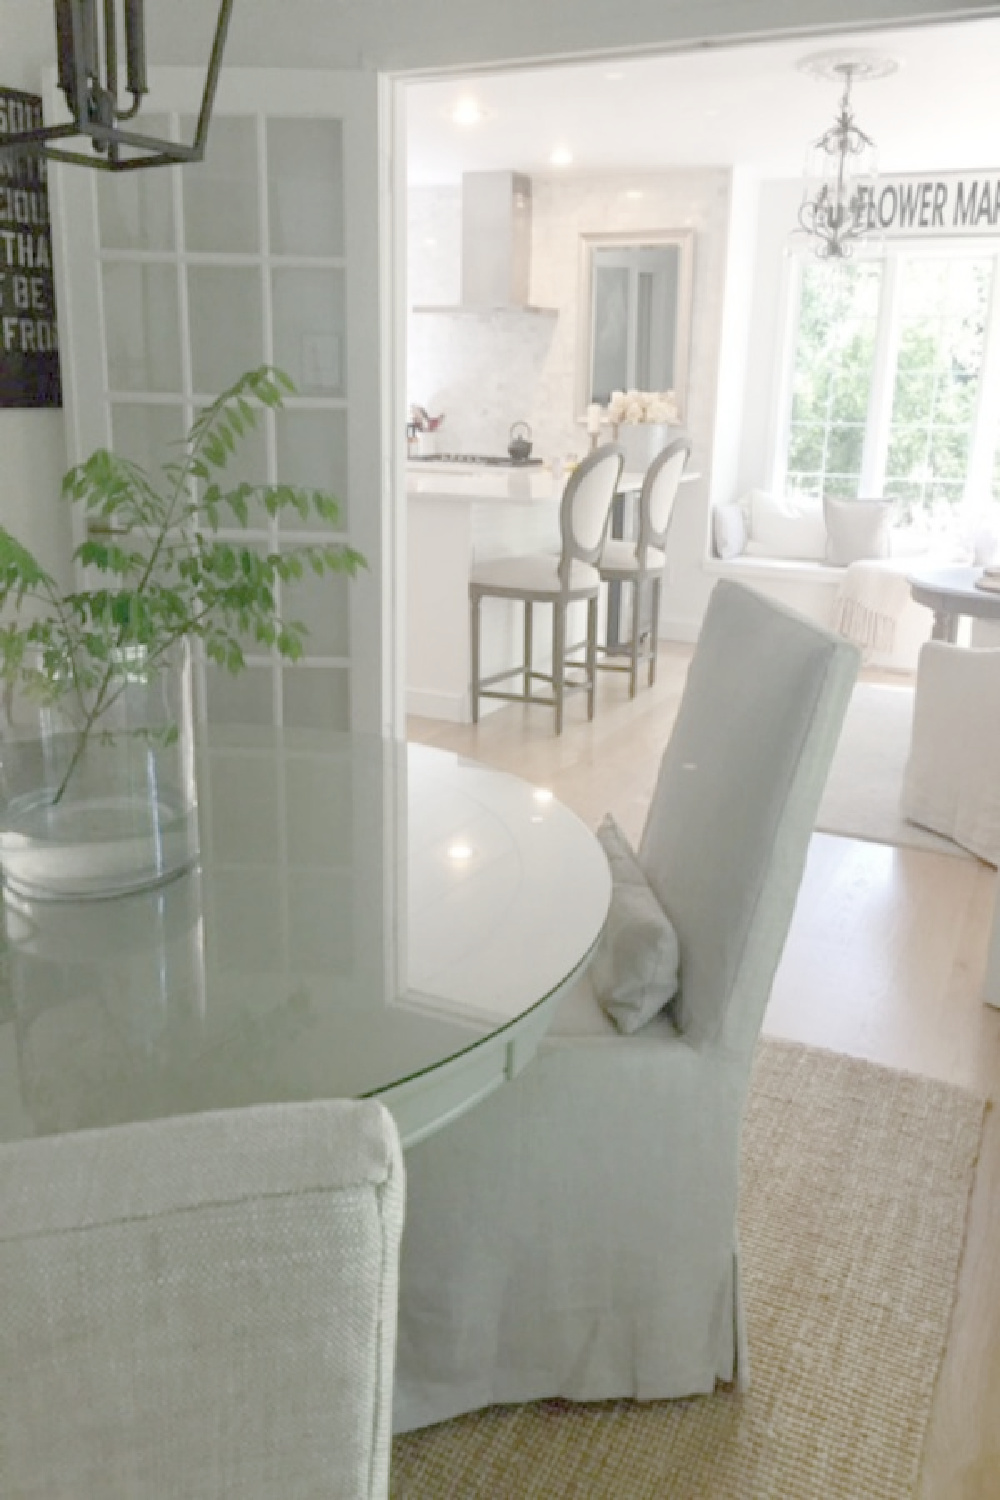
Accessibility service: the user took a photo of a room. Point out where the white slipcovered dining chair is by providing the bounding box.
[0,1099,405,1500]
[597,434,690,696]
[394,580,858,1432]
[901,640,1000,865]
[470,443,623,734]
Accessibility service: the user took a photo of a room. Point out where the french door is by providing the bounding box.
[49,66,393,736]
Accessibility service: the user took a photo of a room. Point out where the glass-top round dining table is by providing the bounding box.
[0,730,612,1148]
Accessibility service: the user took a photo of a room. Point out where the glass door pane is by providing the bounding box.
[54,68,385,736]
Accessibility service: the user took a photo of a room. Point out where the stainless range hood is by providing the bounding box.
[414,171,558,317]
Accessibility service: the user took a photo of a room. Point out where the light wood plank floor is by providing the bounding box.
[408,644,1000,1500]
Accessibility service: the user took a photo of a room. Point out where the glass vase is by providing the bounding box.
[0,643,199,900]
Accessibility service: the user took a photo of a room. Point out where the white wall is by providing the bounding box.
[731,178,805,502]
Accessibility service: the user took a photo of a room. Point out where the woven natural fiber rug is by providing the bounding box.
[391,1038,986,1500]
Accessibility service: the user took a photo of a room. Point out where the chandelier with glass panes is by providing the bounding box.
[796,51,899,260]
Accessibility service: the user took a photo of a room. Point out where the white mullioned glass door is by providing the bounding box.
[49,66,390,737]
[49,64,404,1011]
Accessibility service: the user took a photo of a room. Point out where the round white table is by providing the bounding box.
[0,733,611,1148]
[907,564,1000,642]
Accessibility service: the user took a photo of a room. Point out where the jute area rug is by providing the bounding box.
[391,1038,985,1500]
[814,681,974,859]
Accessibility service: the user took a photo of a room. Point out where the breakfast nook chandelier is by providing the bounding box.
[796,50,899,259]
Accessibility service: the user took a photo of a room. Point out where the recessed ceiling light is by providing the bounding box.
[450,97,488,127]
[447,842,474,862]
[550,145,573,167]
[625,190,643,201]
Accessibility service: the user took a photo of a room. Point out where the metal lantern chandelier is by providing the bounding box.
[796,50,898,260]
[0,0,234,170]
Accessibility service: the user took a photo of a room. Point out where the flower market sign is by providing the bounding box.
[0,88,61,408]
[857,172,1000,238]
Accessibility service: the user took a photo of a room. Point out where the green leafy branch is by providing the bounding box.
[0,366,367,803]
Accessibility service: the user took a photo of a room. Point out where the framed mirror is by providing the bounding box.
[577,229,694,421]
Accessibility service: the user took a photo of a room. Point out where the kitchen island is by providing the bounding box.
[407,462,641,723]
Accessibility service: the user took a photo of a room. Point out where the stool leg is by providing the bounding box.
[470,590,482,724]
[523,600,534,698]
[629,578,641,699]
[586,596,598,720]
[649,575,662,687]
[553,600,566,735]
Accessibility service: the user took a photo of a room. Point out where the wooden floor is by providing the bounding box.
[408,645,1000,1500]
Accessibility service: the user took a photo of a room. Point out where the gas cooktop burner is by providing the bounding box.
[410,453,543,468]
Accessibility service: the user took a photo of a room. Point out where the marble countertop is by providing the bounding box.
[406,462,645,504]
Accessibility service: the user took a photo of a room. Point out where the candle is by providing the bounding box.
[586,403,603,436]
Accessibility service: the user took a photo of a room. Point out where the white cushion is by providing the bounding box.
[824,497,892,566]
[590,813,681,1034]
[743,490,827,562]
[599,539,666,574]
[712,503,747,560]
[470,554,600,595]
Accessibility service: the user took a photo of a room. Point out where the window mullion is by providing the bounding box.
[861,255,900,497]
[964,251,1000,506]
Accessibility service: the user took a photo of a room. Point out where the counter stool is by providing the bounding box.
[597,436,690,697]
[469,444,623,734]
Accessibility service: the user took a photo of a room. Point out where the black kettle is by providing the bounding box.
[507,421,533,463]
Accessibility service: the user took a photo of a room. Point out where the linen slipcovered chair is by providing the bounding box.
[596,434,691,696]
[0,1099,405,1500]
[469,443,623,734]
[900,640,1000,1009]
[901,640,1000,867]
[393,580,858,1431]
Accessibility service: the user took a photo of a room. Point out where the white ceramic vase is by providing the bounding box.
[615,422,677,474]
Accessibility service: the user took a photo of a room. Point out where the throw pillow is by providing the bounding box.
[716,501,746,561]
[591,813,680,1034]
[824,497,892,566]
[712,503,747,560]
[743,490,827,561]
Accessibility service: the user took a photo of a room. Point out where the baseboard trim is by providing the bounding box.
[407,687,468,723]
[658,615,700,644]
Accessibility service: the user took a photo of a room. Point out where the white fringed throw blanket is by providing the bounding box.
[832,559,915,656]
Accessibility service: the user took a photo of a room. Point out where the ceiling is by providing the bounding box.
[404,17,1000,185]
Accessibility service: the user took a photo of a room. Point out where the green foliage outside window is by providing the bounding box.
[783,253,994,521]
[786,261,880,501]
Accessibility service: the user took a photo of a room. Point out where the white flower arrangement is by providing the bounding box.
[606,388,680,426]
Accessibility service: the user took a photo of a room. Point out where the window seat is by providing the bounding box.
[706,495,939,669]
[701,553,932,671]
[703,554,844,587]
